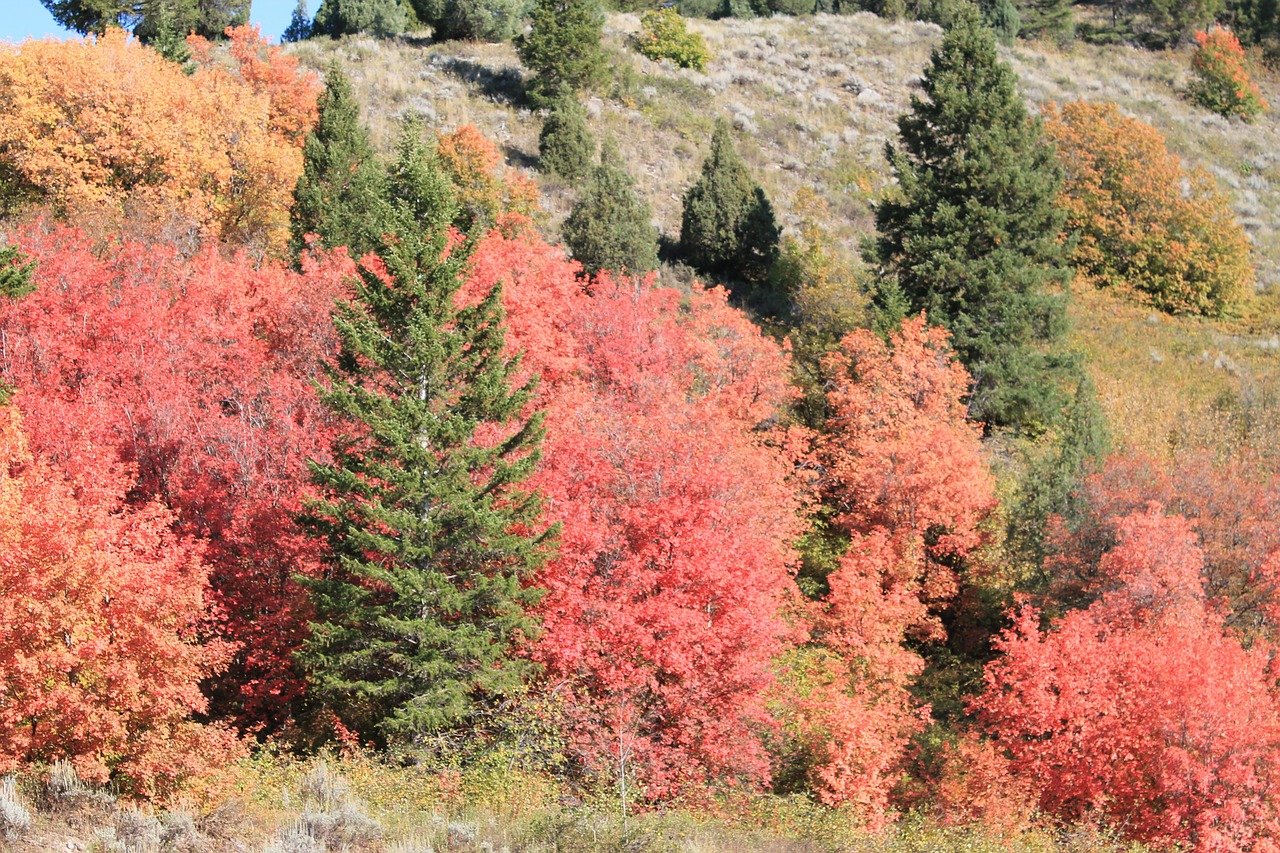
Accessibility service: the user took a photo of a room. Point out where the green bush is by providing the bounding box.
[517,0,607,106]
[538,88,595,182]
[634,9,712,70]
[680,118,780,298]
[562,137,658,276]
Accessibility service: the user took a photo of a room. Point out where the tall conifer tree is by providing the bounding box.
[562,137,658,276]
[680,118,781,301]
[298,120,552,744]
[867,4,1074,432]
[516,0,606,105]
[291,64,385,261]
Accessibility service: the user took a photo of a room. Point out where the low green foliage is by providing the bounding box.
[634,9,712,71]
[680,118,781,301]
[562,137,658,275]
[538,88,596,182]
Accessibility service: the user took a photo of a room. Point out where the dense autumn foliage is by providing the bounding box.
[436,125,541,234]
[469,232,803,798]
[980,508,1280,853]
[0,224,351,728]
[776,316,996,824]
[1042,100,1254,316]
[1046,451,1280,639]
[0,405,242,796]
[1190,26,1268,122]
[0,27,319,256]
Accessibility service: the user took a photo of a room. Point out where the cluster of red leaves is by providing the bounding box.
[778,316,996,825]
[1047,451,1280,639]
[1190,26,1268,123]
[0,224,353,730]
[470,232,803,798]
[979,508,1280,852]
[0,405,243,797]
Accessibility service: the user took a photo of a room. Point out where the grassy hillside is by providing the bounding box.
[288,11,1280,465]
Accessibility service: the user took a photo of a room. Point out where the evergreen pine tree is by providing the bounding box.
[282,0,313,42]
[291,64,386,261]
[866,5,1074,432]
[435,0,529,41]
[679,118,781,295]
[1016,0,1073,42]
[45,0,250,40]
[298,120,552,744]
[538,87,595,182]
[562,137,658,276]
[0,246,35,301]
[312,0,407,37]
[516,0,606,106]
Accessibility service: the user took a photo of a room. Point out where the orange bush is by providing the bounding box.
[1043,101,1254,316]
[1190,26,1268,122]
[435,124,540,234]
[0,27,319,256]
[0,406,242,798]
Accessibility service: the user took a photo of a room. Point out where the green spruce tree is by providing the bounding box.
[291,64,386,261]
[538,87,595,182]
[866,4,1074,432]
[516,0,606,106]
[282,0,313,41]
[562,137,658,276]
[0,246,35,301]
[298,120,552,744]
[679,118,781,298]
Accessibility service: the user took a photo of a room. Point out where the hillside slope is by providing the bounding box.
[292,12,1280,462]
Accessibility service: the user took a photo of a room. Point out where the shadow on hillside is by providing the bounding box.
[501,144,539,171]
[438,57,525,108]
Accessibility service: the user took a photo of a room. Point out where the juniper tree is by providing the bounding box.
[538,87,595,182]
[298,120,552,744]
[866,5,1075,432]
[516,0,606,106]
[312,0,407,36]
[680,118,781,302]
[291,64,385,261]
[562,137,658,276]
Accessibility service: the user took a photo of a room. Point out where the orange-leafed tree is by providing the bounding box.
[778,315,996,823]
[0,224,351,729]
[0,27,319,256]
[1190,26,1268,122]
[0,404,241,797]
[979,507,1280,853]
[1042,100,1253,316]
[1046,450,1280,640]
[469,231,802,800]
[436,124,540,234]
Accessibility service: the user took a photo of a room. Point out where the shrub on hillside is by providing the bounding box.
[562,137,658,275]
[517,0,607,106]
[1189,26,1268,122]
[538,88,596,182]
[634,9,712,71]
[680,118,780,301]
[1043,100,1254,316]
[0,27,319,256]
